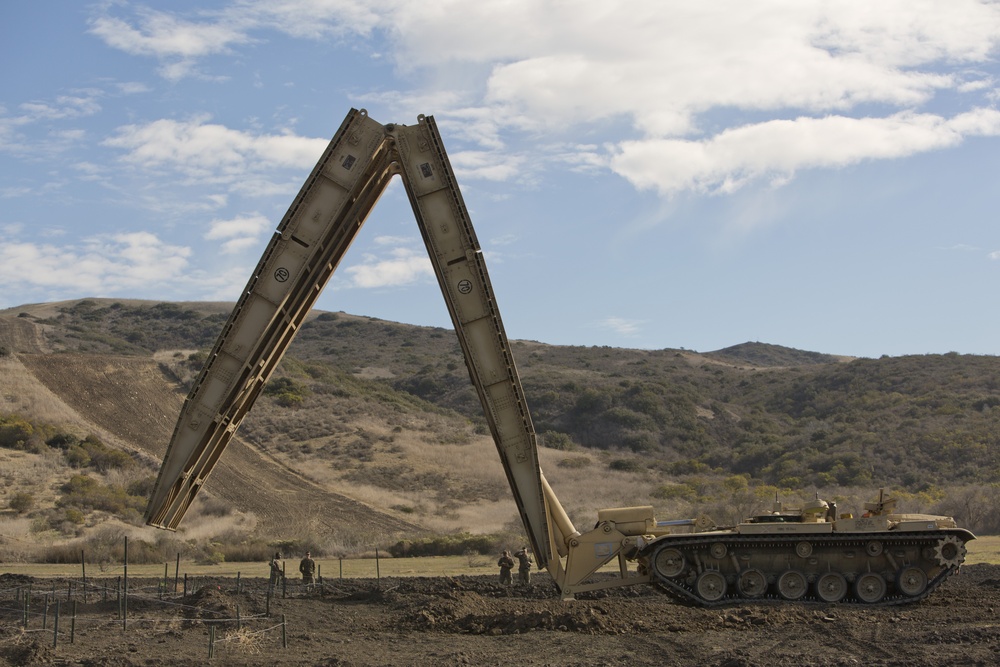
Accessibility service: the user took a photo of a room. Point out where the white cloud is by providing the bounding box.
[449,150,525,182]
[990,251,1000,260]
[342,247,434,289]
[0,233,191,297]
[611,109,1000,195]
[372,235,415,246]
[103,118,328,183]
[597,316,644,337]
[86,1,1000,200]
[19,95,102,121]
[89,1,381,81]
[88,10,251,59]
[205,214,273,254]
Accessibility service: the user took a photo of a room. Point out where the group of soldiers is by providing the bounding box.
[497,547,532,586]
[269,551,316,587]
[270,547,532,588]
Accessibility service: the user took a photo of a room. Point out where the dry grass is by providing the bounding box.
[0,357,85,426]
[222,626,265,656]
[966,535,1000,565]
[6,537,996,580]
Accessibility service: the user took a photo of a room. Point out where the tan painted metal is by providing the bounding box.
[144,109,554,562]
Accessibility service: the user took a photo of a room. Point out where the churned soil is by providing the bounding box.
[1,565,998,666]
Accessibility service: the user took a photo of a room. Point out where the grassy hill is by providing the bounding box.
[1,298,998,563]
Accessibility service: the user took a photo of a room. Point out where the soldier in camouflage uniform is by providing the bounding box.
[514,547,532,585]
[299,551,316,586]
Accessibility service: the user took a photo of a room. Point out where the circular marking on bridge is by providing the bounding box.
[274,267,290,283]
[457,279,473,294]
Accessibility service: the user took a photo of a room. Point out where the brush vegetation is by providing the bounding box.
[1,299,999,565]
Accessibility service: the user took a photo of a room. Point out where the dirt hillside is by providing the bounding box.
[0,313,418,540]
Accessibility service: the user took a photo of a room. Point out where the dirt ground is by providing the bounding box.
[1,564,998,667]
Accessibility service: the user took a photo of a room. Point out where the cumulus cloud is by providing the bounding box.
[611,109,1000,195]
[103,118,328,183]
[0,233,191,298]
[205,214,273,254]
[86,1,1000,200]
[342,246,434,289]
[89,1,381,80]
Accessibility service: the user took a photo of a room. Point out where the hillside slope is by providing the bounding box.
[0,311,418,544]
[2,298,1000,544]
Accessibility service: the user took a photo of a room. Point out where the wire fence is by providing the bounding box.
[0,569,299,657]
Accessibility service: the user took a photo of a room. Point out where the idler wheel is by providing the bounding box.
[695,570,727,602]
[865,541,883,557]
[933,535,966,568]
[854,572,887,603]
[815,572,848,603]
[709,542,728,559]
[777,570,808,601]
[737,569,768,598]
[795,541,813,558]
[653,547,686,578]
[897,566,928,597]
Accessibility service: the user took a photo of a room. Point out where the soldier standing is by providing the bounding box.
[299,551,316,587]
[497,550,514,585]
[514,547,532,585]
[269,551,283,588]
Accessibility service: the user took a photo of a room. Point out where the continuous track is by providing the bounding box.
[642,530,973,607]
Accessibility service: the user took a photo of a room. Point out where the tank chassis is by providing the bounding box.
[640,490,974,606]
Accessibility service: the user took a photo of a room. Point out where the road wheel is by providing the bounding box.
[653,548,685,578]
[854,572,886,603]
[777,570,808,601]
[815,572,847,603]
[695,570,727,602]
[737,569,768,598]
[897,566,928,597]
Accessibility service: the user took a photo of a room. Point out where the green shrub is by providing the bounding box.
[557,456,592,469]
[0,417,34,450]
[264,377,309,408]
[609,459,644,472]
[65,445,91,468]
[387,532,500,558]
[8,491,34,513]
[80,435,134,471]
[540,430,575,451]
[58,474,146,514]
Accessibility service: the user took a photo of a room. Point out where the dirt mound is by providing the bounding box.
[0,573,32,589]
[0,639,53,667]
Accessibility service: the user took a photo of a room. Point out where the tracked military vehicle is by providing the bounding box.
[641,489,974,606]
[144,109,974,607]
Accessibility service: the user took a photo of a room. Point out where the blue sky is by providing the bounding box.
[2,1,999,358]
